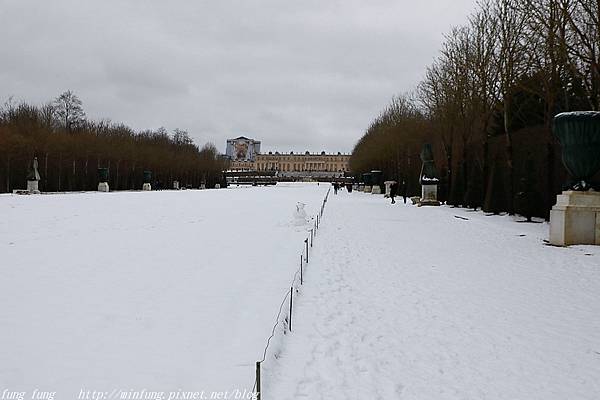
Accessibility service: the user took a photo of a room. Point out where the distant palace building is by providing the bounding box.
[255,151,350,178]
[225,137,350,178]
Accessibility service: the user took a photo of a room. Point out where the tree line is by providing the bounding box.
[0,91,227,193]
[350,0,599,218]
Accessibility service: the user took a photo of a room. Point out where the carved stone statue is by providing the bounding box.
[27,157,41,181]
[419,144,439,184]
[26,157,41,193]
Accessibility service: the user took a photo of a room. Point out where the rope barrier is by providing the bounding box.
[252,187,331,398]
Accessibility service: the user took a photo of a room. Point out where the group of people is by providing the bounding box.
[331,180,407,204]
[389,180,408,204]
[332,181,352,194]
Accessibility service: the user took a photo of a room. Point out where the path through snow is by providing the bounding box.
[265,190,600,400]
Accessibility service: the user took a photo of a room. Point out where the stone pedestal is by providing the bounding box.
[371,185,382,194]
[419,184,440,206]
[173,180,179,190]
[200,183,206,190]
[215,183,221,189]
[364,185,372,193]
[142,183,152,191]
[27,180,40,194]
[549,191,600,246]
[98,182,109,192]
[384,181,396,198]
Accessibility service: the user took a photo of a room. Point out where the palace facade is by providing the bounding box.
[255,151,350,177]
[225,137,351,178]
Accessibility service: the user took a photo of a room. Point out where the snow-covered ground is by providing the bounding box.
[2,183,599,399]
[0,183,328,399]
[265,189,600,400]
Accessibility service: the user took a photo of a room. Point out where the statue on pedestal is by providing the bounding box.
[419,144,440,206]
[27,157,41,193]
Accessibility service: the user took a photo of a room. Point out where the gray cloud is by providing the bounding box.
[0,0,476,153]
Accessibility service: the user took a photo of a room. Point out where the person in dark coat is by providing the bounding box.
[401,180,408,204]
[333,182,339,195]
[390,181,399,204]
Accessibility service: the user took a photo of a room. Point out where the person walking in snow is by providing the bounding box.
[401,180,408,204]
[390,181,398,204]
[333,182,339,195]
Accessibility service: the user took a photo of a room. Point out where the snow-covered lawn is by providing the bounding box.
[0,183,328,399]
[266,190,600,400]
[2,184,599,399]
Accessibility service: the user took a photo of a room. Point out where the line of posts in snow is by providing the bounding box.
[253,187,331,400]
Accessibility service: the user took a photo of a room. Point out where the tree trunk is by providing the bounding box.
[58,153,62,192]
[85,156,89,191]
[463,139,469,206]
[482,139,489,206]
[503,105,515,215]
[6,157,10,193]
[72,159,76,191]
[44,153,49,192]
[115,160,120,190]
[131,162,136,190]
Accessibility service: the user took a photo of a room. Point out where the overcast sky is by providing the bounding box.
[1,0,476,153]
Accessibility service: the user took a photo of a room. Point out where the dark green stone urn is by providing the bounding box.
[143,170,152,184]
[553,112,600,190]
[97,167,108,182]
[370,170,382,187]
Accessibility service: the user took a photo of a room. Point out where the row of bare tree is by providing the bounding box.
[350,0,599,218]
[0,91,227,193]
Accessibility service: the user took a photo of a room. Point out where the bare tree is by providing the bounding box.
[53,90,86,132]
[494,0,531,213]
[560,0,600,109]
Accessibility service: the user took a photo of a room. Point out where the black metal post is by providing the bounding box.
[305,238,309,263]
[256,361,261,400]
[289,286,293,331]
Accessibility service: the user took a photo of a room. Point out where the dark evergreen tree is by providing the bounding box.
[483,158,508,215]
[514,157,543,222]
[448,162,466,207]
[464,162,484,210]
